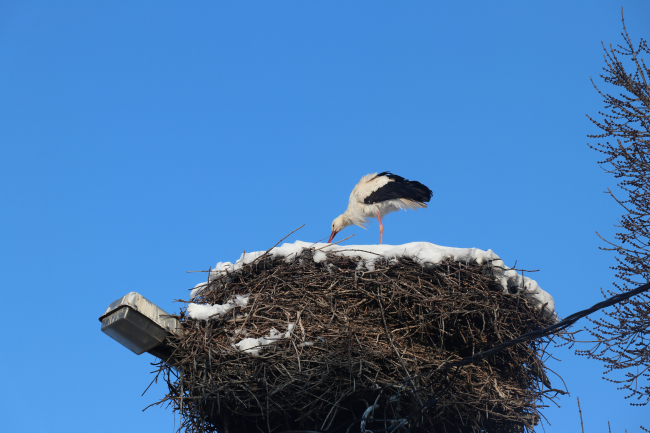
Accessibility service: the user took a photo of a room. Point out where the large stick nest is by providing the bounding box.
[156,248,557,433]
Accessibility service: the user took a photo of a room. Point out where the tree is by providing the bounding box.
[576,10,650,416]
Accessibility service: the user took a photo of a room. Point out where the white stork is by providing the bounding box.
[329,172,432,244]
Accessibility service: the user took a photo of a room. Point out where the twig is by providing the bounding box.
[577,396,585,433]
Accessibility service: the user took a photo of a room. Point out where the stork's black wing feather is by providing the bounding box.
[376,171,406,182]
[364,173,432,204]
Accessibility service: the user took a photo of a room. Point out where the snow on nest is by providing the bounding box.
[186,294,250,320]
[235,324,295,356]
[188,241,555,318]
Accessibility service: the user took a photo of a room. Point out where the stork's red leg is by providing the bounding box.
[376,210,384,244]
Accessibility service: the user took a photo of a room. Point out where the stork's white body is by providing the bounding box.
[329,172,432,244]
[343,173,427,227]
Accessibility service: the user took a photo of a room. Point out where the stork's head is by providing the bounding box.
[329,214,351,243]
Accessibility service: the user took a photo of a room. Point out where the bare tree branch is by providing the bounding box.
[576,9,650,416]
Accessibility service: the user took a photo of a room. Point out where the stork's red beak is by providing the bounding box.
[328,230,339,243]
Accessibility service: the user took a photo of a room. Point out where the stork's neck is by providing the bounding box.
[342,209,369,229]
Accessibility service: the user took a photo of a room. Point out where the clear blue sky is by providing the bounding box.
[2,1,649,431]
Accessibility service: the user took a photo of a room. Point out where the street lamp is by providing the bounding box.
[99,292,180,361]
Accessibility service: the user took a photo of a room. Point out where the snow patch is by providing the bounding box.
[313,250,327,263]
[234,324,295,356]
[186,294,249,320]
